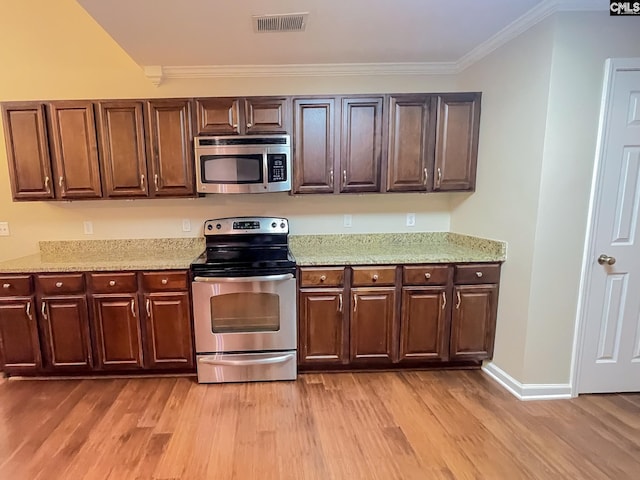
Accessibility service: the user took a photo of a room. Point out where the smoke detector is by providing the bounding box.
[252,13,308,33]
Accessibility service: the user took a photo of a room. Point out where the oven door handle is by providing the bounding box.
[193,273,294,283]
[198,353,295,366]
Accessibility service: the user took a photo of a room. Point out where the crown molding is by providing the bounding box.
[143,0,609,85]
[144,62,459,84]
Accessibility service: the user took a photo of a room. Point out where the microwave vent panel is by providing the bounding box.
[253,13,308,33]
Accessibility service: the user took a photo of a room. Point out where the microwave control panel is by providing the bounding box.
[267,154,288,182]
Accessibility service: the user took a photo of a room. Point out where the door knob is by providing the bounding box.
[597,254,616,266]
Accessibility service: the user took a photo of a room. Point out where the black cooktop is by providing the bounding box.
[191,216,297,277]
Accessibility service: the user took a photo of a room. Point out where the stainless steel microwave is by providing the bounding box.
[194,135,291,194]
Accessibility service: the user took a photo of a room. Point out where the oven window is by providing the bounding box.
[201,155,263,184]
[210,292,279,333]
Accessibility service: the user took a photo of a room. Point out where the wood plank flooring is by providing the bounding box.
[0,371,639,480]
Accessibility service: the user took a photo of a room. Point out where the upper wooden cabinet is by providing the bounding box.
[433,93,481,191]
[1,103,54,200]
[292,97,336,194]
[97,101,148,198]
[386,94,433,192]
[146,99,195,197]
[195,97,289,135]
[48,101,102,199]
[339,97,383,193]
[292,96,384,194]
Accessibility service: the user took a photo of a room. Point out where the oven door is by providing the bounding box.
[192,273,296,354]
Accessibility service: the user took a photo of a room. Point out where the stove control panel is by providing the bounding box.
[204,217,289,235]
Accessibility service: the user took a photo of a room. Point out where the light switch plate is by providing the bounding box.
[182,218,191,232]
[343,214,352,228]
[406,213,416,227]
[0,222,9,236]
[83,221,93,235]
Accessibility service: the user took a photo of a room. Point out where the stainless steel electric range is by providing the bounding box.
[190,217,297,383]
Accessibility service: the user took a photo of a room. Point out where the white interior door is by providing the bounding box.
[576,59,640,394]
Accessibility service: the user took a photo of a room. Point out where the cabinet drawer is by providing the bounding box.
[299,267,344,287]
[141,271,189,291]
[0,275,32,297]
[37,273,85,295]
[454,264,501,284]
[352,266,396,286]
[88,272,138,293]
[403,265,451,286]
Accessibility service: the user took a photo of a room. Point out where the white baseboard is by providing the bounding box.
[482,362,573,401]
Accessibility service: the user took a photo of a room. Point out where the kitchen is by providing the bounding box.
[1,0,640,478]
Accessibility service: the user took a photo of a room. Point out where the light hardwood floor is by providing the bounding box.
[0,371,639,480]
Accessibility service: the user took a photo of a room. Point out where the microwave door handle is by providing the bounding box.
[263,151,269,189]
[193,273,294,283]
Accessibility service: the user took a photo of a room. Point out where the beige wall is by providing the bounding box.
[0,0,460,262]
[452,19,557,381]
[453,12,640,385]
[524,13,640,384]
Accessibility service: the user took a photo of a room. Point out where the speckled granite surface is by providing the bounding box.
[289,232,506,266]
[0,238,205,273]
[0,233,505,273]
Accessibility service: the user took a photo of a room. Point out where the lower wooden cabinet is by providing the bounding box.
[92,294,144,370]
[39,295,92,371]
[450,284,498,360]
[298,289,348,365]
[350,288,396,363]
[143,292,194,369]
[0,296,42,373]
[0,270,194,377]
[399,286,450,362]
[298,262,500,371]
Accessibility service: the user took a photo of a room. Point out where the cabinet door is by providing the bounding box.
[92,294,143,370]
[434,93,481,191]
[399,287,449,362]
[97,101,148,198]
[40,296,92,371]
[244,97,289,134]
[450,284,498,360]
[48,101,102,199]
[146,99,195,197]
[1,103,54,200]
[143,292,194,370]
[298,289,348,365]
[386,95,432,192]
[339,97,383,193]
[350,287,396,364]
[292,98,336,193]
[0,297,42,372]
[195,98,241,135]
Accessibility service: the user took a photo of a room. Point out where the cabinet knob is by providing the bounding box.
[246,122,252,128]
[372,274,379,281]
[55,281,63,288]
[109,280,116,287]
[319,275,326,282]
[476,271,483,278]
[161,278,168,285]
[424,273,431,280]
[2,283,10,289]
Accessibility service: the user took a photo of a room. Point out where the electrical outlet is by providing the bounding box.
[83,221,93,235]
[406,213,416,227]
[343,214,352,228]
[182,218,191,232]
[0,222,9,236]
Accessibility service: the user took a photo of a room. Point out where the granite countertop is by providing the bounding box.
[0,233,506,274]
[0,238,205,273]
[289,232,506,266]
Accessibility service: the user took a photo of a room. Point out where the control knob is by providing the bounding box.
[216,223,222,230]
[280,222,286,229]
[207,224,213,231]
[272,222,277,228]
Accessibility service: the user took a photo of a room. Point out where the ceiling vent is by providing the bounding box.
[252,13,308,33]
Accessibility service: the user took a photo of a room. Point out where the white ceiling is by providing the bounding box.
[78,0,548,67]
